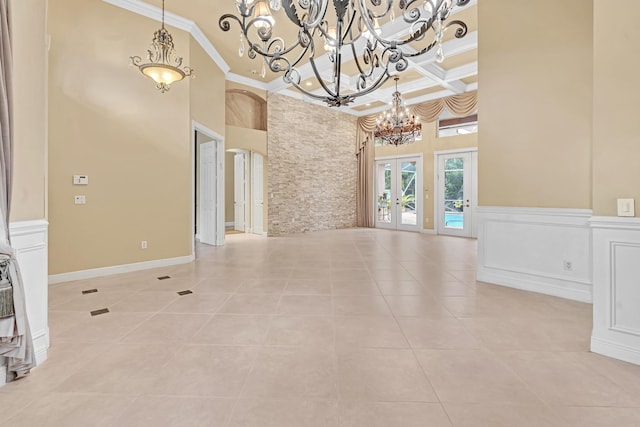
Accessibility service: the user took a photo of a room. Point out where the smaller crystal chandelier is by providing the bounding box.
[375,77,422,146]
[130,0,193,93]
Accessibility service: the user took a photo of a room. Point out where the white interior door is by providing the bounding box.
[199,141,217,245]
[251,152,264,235]
[436,150,477,237]
[375,156,421,232]
[234,153,246,232]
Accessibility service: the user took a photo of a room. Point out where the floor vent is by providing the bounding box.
[90,308,109,316]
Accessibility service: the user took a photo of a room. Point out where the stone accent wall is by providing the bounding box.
[267,94,358,236]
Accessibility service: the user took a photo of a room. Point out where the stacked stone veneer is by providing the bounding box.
[267,93,358,236]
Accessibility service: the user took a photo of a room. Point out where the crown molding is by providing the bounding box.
[226,73,271,91]
[102,0,230,74]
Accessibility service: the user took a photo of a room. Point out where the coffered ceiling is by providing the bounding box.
[105,0,478,116]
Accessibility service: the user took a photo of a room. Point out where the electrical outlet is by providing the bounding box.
[141,241,148,249]
[617,198,635,217]
[563,261,572,271]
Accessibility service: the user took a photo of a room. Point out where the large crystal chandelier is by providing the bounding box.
[375,77,421,146]
[220,0,469,107]
[130,0,194,93]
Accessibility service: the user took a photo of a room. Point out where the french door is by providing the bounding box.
[436,150,477,237]
[375,156,422,232]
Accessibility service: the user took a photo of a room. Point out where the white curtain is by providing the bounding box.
[0,0,34,379]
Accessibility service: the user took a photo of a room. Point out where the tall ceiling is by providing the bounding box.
[110,0,477,116]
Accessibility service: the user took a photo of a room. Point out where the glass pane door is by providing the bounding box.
[376,161,394,228]
[437,151,476,237]
[444,157,465,230]
[399,160,418,227]
[375,157,421,232]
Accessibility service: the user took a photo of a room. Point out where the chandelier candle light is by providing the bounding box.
[375,76,421,146]
[220,0,469,107]
[130,0,194,93]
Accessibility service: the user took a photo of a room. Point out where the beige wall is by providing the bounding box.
[48,0,193,274]
[10,0,48,221]
[268,93,357,235]
[478,0,592,209]
[226,126,267,155]
[190,38,225,136]
[592,1,640,216]
[375,122,477,230]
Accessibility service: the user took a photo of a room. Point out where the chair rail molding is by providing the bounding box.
[1,219,49,386]
[590,216,640,365]
[477,206,593,302]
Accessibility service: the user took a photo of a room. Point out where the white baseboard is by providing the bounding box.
[33,328,50,366]
[477,207,593,303]
[225,222,234,228]
[590,216,640,366]
[48,254,195,284]
[477,268,592,303]
[591,336,640,366]
[420,228,437,235]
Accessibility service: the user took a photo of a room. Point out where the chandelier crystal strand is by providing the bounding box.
[129,0,193,92]
[239,32,245,57]
[374,77,422,146]
[269,0,282,11]
[219,0,469,107]
[435,14,445,64]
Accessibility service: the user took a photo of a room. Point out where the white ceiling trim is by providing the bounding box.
[446,61,478,81]
[226,73,271,91]
[102,0,230,74]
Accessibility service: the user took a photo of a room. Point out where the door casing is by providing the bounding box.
[192,120,225,253]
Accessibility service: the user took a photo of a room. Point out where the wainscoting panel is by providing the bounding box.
[1,220,49,386]
[591,217,640,365]
[477,207,593,302]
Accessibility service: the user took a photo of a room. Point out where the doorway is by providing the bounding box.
[227,149,265,236]
[192,122,225,253]
[435,149,478,238]
[375,155,422,232]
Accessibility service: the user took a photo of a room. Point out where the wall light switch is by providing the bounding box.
[73,175,89,185]
[74,195,86,205]
[617,198,635,217]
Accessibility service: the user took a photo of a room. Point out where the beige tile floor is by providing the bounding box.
[2,228,640,426]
